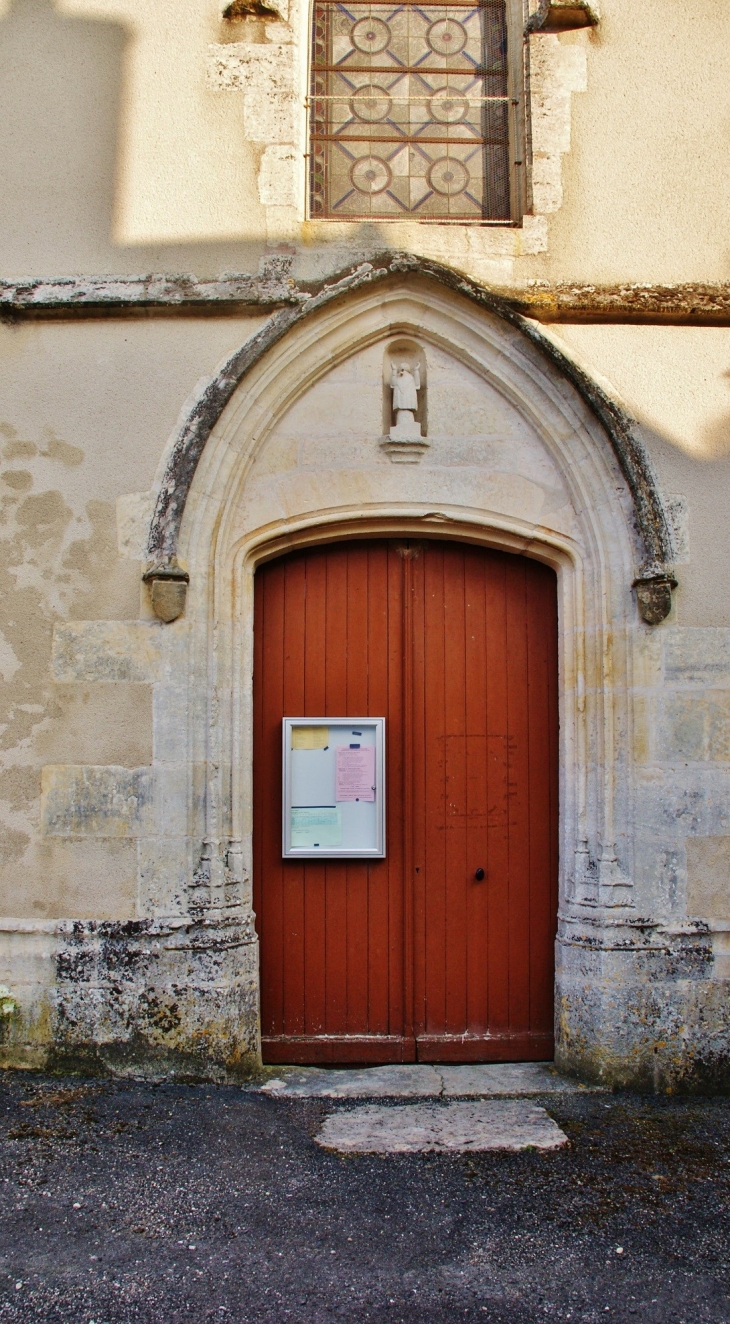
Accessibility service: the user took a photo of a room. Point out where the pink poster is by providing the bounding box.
[336,745,376,802]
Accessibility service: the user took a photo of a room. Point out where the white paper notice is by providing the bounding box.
[291,806,342,848]
[291,748,336,807]
[336,745,376,802]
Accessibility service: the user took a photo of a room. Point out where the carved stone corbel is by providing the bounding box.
[222,0,282,19]
[527,0,599,33]
[142,558,190,623]
[632,574,677,626]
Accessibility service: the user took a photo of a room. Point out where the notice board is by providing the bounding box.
[282,718,385,858]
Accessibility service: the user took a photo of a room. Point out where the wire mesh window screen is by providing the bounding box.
[309,0,513,222]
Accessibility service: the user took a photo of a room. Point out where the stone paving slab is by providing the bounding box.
[439,1063,590,1096]
[315,1100,569,1153]
[256,1061,592,1098]
[259,1064,442,1098]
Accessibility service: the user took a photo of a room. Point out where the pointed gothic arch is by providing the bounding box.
[144,255,677,625]
[131,259,682,1080]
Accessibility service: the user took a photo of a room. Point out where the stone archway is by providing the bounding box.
[132,265,674,1080]
[49,261,693,1086]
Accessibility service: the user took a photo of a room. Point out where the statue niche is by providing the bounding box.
[381,339,429,463]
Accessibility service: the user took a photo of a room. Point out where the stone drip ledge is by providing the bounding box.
[2,272,730,325]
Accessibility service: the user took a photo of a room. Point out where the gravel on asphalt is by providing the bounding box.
[0,1072,729,1322]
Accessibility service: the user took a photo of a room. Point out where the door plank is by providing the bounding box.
[281,556,308,1038]
[464,549,489,1035]
[420,545,448,1038]
[300,551,327,1036]
[254,559,285,1038]
[504,557,532,1037]
[366,545,398,1035]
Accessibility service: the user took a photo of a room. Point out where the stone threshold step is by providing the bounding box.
[250,1062,598,1099]
[315,1100,569,1153]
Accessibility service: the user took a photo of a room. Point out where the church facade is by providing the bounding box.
[1,0,729,1089]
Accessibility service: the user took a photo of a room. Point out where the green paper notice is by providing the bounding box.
[291,806,342,848]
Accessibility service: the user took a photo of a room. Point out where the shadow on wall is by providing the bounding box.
[0,0,127,275]
[0,0,270,278]
[702,371,730,458]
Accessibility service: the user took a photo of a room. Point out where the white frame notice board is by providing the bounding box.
[282,718,386,859]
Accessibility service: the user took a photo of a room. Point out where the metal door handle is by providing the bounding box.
[474,867,485,881]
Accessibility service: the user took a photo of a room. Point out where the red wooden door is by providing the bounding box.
[253,539,558,1064]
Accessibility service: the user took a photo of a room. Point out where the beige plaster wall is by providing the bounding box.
[0,314,265,917]
[0,0,727,285]
[539,1,730,284]
[546,324,730,626]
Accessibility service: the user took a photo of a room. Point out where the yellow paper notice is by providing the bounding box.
[291,725,329,750]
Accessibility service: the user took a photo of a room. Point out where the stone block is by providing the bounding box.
[258,146,299,208]
[635,765,730,839]
[666,495,690,564]
[51,919,261,1080]
[206,43,298,144]
[41,766,157,838]
[137,836,195,919]
[554,931,730,1093]
[261,1065,442,1098]
[657,692,730,763]
[664,629,730,687]
[0,838,138,921]
[116,492,155,561]
[657,693,706,761]
[707,698,730,761]
[0,922,59,1069]
[438,1064,588,1097]
[36,684,153,768]
[52,622,164,684]
[686,836,730,920]
[158,765,193,839]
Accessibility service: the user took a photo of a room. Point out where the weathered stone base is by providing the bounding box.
[556,921,730,1094]
[5,915,730,1091]
[0,918,261,1082]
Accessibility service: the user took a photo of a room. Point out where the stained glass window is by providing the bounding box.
[309,0,520,222]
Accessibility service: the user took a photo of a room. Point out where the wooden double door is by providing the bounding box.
[253,539,558,1064]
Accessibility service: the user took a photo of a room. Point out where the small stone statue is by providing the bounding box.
[390,362,421,432]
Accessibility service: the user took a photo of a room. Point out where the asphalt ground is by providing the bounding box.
[0,1073,729,1323]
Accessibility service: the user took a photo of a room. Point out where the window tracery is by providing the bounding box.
[309,0,520,222]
